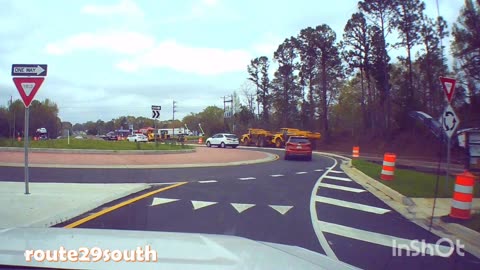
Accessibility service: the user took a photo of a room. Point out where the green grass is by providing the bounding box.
[352,159,480,198]
[463,213,480,233]
[0,138,193,151]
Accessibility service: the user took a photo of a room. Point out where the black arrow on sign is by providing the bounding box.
[152,110,160,119]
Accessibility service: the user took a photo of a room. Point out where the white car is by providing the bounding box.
[205,133,239,148]
[127,134,148,142]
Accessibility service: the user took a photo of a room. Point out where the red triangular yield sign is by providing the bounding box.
[12,77,45,107]
[440,76,456,103]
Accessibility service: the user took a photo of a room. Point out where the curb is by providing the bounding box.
[23,184,151,228]
[0,152,279,169]
[0,147,195,155]
[339,158,480,259]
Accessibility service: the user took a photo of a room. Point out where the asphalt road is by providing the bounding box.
[3,149,480,269]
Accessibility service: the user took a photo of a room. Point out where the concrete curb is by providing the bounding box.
[339,158,480,259]
[23,184,151,228]
[0,147,195,155]
[0,152,279,169]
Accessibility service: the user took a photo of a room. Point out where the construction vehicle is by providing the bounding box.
[241,128,321,148]
[240,128,275,147]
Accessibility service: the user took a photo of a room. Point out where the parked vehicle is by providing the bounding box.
[127,134,148,142]
[205,133,239,148]
[284,136,313,161]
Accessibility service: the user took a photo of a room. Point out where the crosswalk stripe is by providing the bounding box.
[316,220,453,257]
[318,183,365,193]
[323,175,352,182]
[329,170,344,174]
[315,196,390,214]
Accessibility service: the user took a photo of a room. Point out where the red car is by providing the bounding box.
[284,136,313,161]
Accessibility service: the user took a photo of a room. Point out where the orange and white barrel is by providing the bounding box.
[352,146,360,158]
[450,171,475,219]
[198,137,203,144]
[381,153,396,181]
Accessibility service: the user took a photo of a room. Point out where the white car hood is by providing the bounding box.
[0,227,360,270]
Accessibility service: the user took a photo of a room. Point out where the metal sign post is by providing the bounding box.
[441,100,460,193]
[152,105,161,146]
[24,107,30,194]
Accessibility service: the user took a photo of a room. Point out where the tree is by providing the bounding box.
[273,37,301,128]
[313,24,343,139]
[247,56,271,127]
[451,0,480,82]
[359,0,396,135]
[198,106,224,136]
[391,0,425,109]
[342,12,374,129]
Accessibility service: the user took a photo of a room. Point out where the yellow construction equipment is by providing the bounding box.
[241,127,321,148]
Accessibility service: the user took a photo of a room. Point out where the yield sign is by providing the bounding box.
[12,77,45,107]
[440,77,456,103]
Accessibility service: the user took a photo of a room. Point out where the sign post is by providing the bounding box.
[440,77,458,192]
[152,105,161,146]
[12,64,47,195]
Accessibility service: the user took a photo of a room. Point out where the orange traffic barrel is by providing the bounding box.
[17,137,21,142]
[352,146,360,158]
[198,137,203,144]
[450,171,475,219]
[381,153,396,181]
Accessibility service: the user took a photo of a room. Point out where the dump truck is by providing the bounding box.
[240,128,321,148]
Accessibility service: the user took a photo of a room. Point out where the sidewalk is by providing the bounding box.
[0,146,277,168]
[340,159,480,259]
[0,182,150,228]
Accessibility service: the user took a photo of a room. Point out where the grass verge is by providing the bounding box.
[0,138,193,151]
[352,159,480,198]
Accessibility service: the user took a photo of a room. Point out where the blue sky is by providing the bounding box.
[0,0,463,124]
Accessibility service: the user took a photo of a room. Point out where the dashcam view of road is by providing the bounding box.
[1,0,480,270]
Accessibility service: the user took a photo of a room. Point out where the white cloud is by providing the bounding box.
[81,0,143,18]
[116,39,252,75]
[202,0,219,7]
[45,31,155,55]
[252,33,284,56]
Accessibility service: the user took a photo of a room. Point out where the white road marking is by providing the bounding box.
[269,205,293,215]
[323,175,352,182]
[318,183,366,193]
[270,174,284,177]
[198,180,218,183]
[329,170,344,174]
[150,198,179,206]
[310,157,340,259]
[238,177,256,180]
[191,200,218,210]
[231,203,255,213]
[315,196,390,214]
[295,172,308,175]
[314,169,324,172]
[316,220,453,257]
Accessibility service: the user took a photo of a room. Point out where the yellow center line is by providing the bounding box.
[64,182,188,228]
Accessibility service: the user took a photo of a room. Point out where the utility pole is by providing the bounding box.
[222,95,233,132]
[172,100,177,137]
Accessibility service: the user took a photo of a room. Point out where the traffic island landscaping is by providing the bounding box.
[351,159,480,233]
[0,138,193,151]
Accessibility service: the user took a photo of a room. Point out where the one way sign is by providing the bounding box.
[12,64,48,77]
